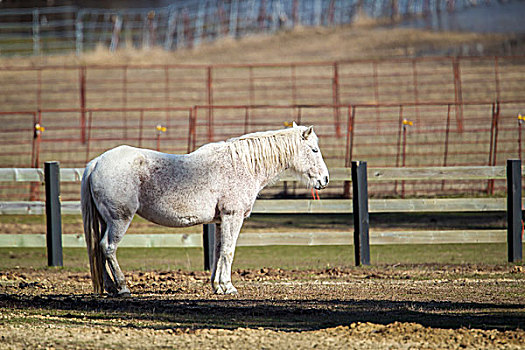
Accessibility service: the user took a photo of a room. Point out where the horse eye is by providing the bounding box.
[312,148,319,153]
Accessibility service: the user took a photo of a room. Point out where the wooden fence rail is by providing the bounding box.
[0,164,515,216]
[0,165,511,183]
[0,163,522,265]
[0,197,510,216]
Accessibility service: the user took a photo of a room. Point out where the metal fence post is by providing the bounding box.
[343,105,355,198]
[165,7,177,50]
[507,159,523,262]
[110,15,122,51]
[332,62,341,137]
[292,0,299,26]
[452,57,464,132]
[32,9,40,55]
[177,10,185,49]
[207,66,214,141]
[75,9,84,55]
[203,223,215,271]
[313,0,322,26]
[352,160,370,266]
[30,110,43,201]
[488,102,500,194]
[194,1,205,47]
[229,0,239,37]
[45,161,63,267]
[79,66,86,144]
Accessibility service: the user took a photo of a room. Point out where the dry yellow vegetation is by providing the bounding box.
[0,23,516,67]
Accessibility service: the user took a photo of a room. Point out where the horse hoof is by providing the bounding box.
[214,284,237,295]
[224,284,238,295]
[117,287,132,298]
[225,288,238,295]
[104,285,118,295]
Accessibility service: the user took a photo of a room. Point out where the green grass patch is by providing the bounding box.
[1,243,522,271]
[0,212,507,235]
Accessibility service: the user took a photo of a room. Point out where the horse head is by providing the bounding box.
[290,122,330,190]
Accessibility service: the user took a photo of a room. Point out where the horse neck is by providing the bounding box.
[255,158,289,189]
[229,131,299,188]
[254,146,295,189]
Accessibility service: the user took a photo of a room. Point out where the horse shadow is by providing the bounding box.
[1,293,524,332]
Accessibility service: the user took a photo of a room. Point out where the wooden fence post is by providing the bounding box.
[352,160,370,266]
[203,223,215,270]
[507,159,522,262]
[45,161,63,267]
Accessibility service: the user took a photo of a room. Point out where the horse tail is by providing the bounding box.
[81,160,105,294]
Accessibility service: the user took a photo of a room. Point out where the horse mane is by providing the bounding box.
[227,127,302,175]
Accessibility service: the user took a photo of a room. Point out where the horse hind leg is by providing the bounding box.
[100,218,133,297]
[102,258,118,295]
[99,220,118,294]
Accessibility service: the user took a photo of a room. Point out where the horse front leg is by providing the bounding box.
[212,212,243,295]
[210,223,222,287]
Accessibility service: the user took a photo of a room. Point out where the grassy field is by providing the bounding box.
[1,243,522,272]
[0,213,353,235]
[0,211,508,235]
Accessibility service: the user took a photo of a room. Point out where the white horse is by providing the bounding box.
[81,123,329,296]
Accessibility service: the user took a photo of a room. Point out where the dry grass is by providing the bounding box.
[0,24,516,68]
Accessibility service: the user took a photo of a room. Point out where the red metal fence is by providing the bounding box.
[1,56,524,112]
[2,100,524,201]
[2,56,525,200]
[192,101,525,197]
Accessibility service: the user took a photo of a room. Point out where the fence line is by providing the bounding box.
[0,1,509,56]
[1,55,523,184]
[0,164,521,265]
[2,56,524,113]
[1,100,525,200]
[0,165,512,214]
[0,230,508,249]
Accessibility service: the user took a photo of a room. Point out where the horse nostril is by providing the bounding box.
[324,176,329,185]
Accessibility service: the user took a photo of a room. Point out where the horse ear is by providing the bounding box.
[302,125,314,140]
[292,121,298,128]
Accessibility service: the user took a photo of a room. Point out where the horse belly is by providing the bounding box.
[137,197,217,228]
[133,150,223,227]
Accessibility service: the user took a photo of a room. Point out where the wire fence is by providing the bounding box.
[0,0,515,56]
[1,56,524,112]
[1,100,524,201]
[1,55,525,200]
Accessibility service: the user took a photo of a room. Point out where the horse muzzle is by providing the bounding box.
[314,175,329,190]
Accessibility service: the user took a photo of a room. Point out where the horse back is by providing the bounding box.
[89,144,258,227]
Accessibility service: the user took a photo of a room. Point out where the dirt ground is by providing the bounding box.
[1,264,524,349]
